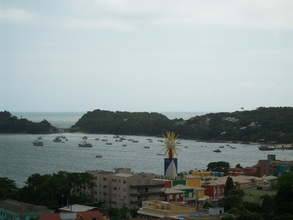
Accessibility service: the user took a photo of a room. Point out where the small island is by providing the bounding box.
[0,111,58,134]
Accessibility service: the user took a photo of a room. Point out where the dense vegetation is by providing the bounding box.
[219,173,293,220]
[70,107,293,143]
[180,106,293,144]
[70,109,175,135]
[0,111,58,134]
[0,172,94,209]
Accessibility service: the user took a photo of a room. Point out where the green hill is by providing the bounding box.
[0,111,58,134]
[71,107,293,144]
[181,107,293,143]
[70,109,174,136]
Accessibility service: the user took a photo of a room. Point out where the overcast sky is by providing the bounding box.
[1,0,293,113]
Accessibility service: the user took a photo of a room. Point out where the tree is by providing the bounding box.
[224,176,234,196]
[260,194,276,219]
[238,210,264,220]
[207,161,230,175]
[218,194,243,212]
[0,177,18,199]
[274,173,293,215]
[236,163,243,169]
[119,207,129,220]
[218,189,244,212]
[108,208,119,220]
[16,171,93,207]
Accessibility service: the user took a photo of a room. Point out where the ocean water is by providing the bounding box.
[2,112,292,187]
[160,112,210,120]
[12,112,86,128]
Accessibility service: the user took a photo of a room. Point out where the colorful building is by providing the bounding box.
[244,154,293,177]
[159,188,184,202]
[138,200,197,219]
[201,179,225,199]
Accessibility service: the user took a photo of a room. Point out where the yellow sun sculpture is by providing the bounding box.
[163,132,180,159]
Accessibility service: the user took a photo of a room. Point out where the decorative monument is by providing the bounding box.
[163,132,180,178]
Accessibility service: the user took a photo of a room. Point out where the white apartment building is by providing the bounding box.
[87,168,165,209]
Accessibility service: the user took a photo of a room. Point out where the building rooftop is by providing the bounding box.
[59,204,96,212]
[113,173,133,178]
[173,184,195,190]
[160,188,184,194]
[39,210,104,220]
[0,199,52,214]
[138,200,197,219]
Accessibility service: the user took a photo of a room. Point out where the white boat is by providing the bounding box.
[33,138,43,146]
[258,145,275,151]
[79,137,93,147]
[79,142,93,147]
[53,136,63,143]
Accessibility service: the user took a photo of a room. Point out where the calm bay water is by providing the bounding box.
[12,112,86,129]
[1,112,292,187]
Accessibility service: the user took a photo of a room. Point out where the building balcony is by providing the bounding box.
[130,183,165,188]
[130,190,161,196]
[130,199,143,204]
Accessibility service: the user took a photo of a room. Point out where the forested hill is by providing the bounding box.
[0,111,58,134]
[71,107,293,143]
[70,109,175,136]
[181,107,293,144]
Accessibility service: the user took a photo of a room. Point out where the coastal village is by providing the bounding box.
[1,132,293,220]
